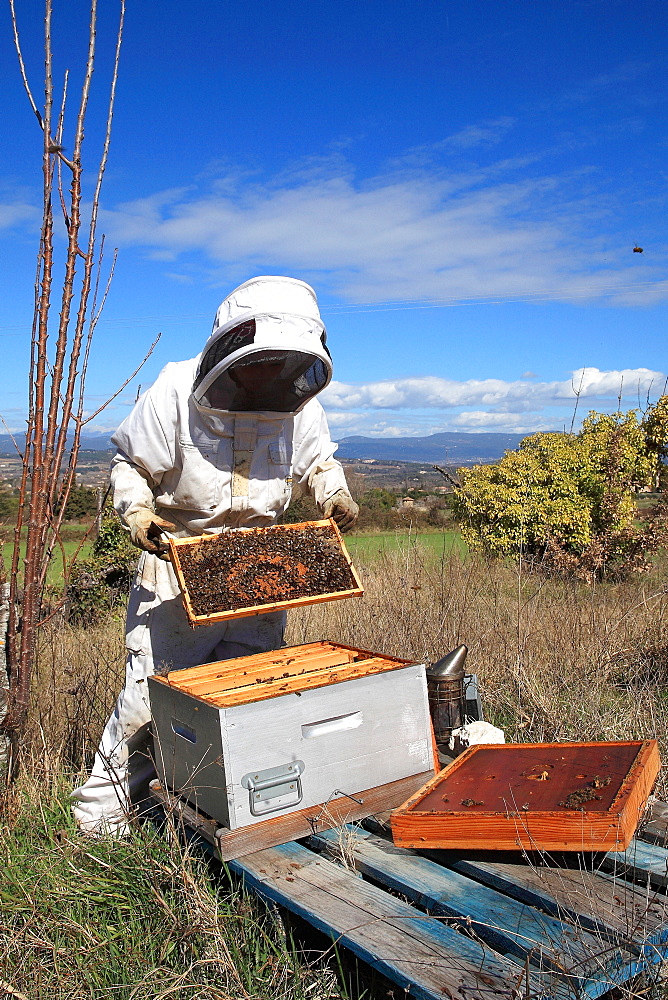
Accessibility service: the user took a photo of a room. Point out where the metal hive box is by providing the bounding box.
[168,519,363,626]
[149,641,435,831]
[391,740,660,853]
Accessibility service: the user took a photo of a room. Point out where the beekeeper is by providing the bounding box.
[72,275,359,834]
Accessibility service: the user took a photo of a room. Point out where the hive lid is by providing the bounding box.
[149,640,416,707]
[169,518,363,625]
[391,740,661,853]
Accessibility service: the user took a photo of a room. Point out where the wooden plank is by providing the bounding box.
[442,857,668,955]
[161,641,341,682]
[149,779,219,844]
[157,640,410,684]
[437,855,668,996]
[227,839,544,1000]
[366,811,668,953]
[601,839,668,890]
[157,656,420,709]
[196,656,411,705]
[181,586,365,625]
[151,772,435,860]
[638,798,668,847]
[168,518,364,626]
[177,649,359,695]
[214,771,435,860]
[151,783,666,999]
[308,825,636,990]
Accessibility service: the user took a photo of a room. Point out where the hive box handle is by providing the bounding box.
[301,711,363,740]
[172,719,197,744]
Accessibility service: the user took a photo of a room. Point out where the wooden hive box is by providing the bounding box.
[168,519,363,626]
[148,641,435,832]
[391,740,660,853]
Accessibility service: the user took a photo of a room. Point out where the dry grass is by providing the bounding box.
[23,541,668,772]
[0,750,342,999]
[32,614,126,770]
[1,619,342,999]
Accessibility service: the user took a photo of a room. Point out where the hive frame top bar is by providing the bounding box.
[150,639,417,708]
[168,518,363,626]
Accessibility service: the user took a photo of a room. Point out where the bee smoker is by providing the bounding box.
[426,644,468,749]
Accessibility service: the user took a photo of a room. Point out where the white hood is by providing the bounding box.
[192,276,333,414]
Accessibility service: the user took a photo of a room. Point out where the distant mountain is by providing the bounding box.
[336,431,529,465]
[0,429,531,465]
[0,433,113,454]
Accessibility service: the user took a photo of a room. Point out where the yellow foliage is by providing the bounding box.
[453,397,668,572]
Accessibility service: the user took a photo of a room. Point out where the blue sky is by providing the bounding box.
[1,0,666,439]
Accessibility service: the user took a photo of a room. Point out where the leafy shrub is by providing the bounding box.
[67,503,137,624]
[0,487,19,522]
[452,396,668,580]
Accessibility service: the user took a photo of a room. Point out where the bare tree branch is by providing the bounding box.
[2,0,130,776]
[432,465,461,490]
[0,415,23,459]
[81,333,161,425]
[8,0,43,127]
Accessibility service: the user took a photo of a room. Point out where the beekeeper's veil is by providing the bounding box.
[192,276,332,413]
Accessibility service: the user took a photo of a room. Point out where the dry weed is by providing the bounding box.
[31,612,126,770]
[18,541,668,791]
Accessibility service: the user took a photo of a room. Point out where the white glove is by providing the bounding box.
[124,508,179,560]
[321,490,359,532]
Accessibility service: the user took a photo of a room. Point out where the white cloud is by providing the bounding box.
[448,412,559,433]
[321,367,664,411]
[100,156,668,307]
[0,199,36,230]
[317,366,666,437]
[75,367,663,440]
[438,118,516,150]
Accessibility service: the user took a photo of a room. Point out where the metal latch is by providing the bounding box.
[241,760,305,817]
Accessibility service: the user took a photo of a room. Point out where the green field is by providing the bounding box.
[1,525,465,586]
[345,529,466,560]
[1,527,93,586]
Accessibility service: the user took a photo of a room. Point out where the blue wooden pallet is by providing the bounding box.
[228,830,668,999]
[152,785,668,1000]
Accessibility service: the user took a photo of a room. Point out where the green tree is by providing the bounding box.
[56,481,99,521]
[452,396,668,579]
[0,489,19,522]
[358,488,397,511]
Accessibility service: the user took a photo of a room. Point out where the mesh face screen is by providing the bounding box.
[198,351,329,412]
[194,319,257,392]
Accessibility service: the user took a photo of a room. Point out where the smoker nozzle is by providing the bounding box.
[427,644,468,682]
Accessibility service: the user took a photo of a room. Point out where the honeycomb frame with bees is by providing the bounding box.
[168,518,363,626]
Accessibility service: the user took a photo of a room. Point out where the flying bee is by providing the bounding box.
[633,245,643,253]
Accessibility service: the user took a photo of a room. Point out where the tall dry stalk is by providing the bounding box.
[0,0,136,778]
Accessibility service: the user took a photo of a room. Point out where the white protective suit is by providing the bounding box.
[72,276,350,833]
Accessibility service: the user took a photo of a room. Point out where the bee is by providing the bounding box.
[633,245,643,253]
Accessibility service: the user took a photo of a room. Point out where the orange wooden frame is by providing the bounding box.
[391,740,661,853]
[168,518,364,626]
